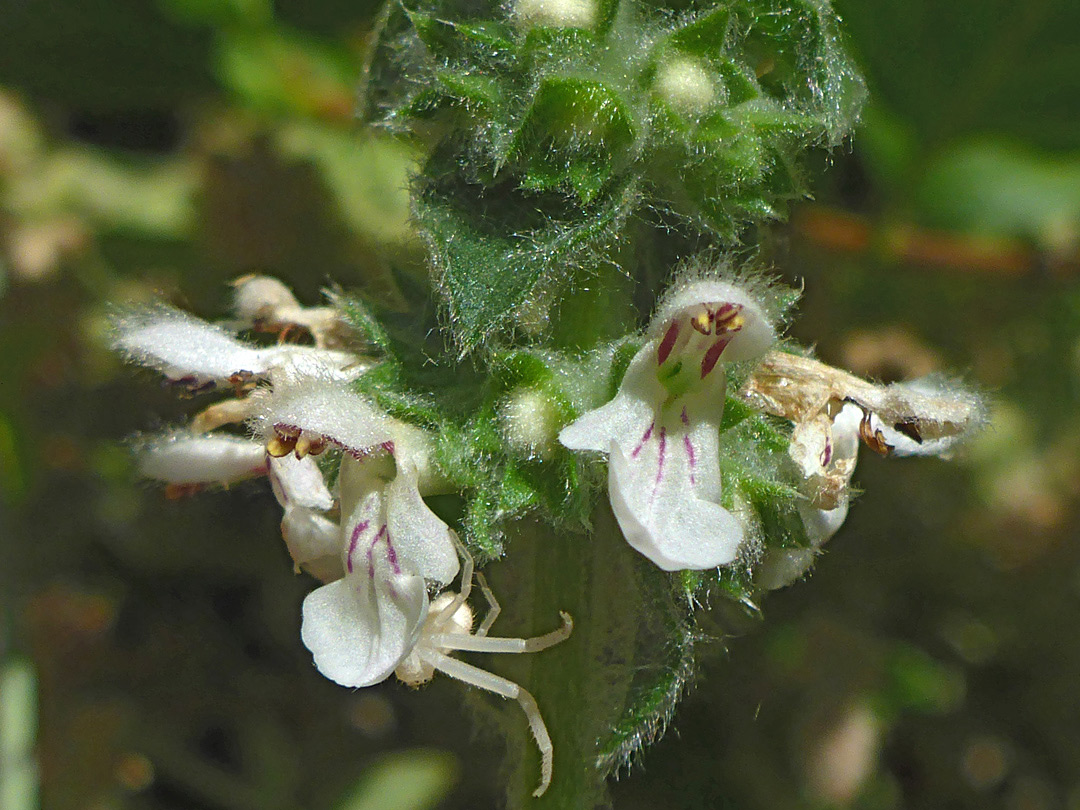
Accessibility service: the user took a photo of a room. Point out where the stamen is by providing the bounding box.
[294,434,319,459]
[893,419,924,444]
[712,302,742,328]
[690,308,712,335]
[858,411,891,455]
[267,431,298,458]
[227,371,256,395]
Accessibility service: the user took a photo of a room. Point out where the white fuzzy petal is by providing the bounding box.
[114,307,271,383]
[138,433,266,485]
[559,346,658,453]
[608,440,743,570]
[265,348,364,386]
[269,455,333,511]
[281,506,342,569]
[337,454,396,528]
[300,569,427,688]
[756,547,818,590]
[260,380,395,454]
[755,498,850,590]
[385,466,459,586]
[232,276,300,324]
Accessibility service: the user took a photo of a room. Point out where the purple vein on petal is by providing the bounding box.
[631,421,654,459]
[654,426,667,495]
[346,520,369,573]
[700,333,734,379]
[383,531,401,575]
[365,525,389,578]
[820,436,833,468]
[681,407,696,485]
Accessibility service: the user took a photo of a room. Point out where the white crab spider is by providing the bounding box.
[395,543,573,798]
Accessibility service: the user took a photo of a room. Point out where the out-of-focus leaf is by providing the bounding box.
[0,412,27,504]
[0,91,44,176]
[6,150,197,237]
[835,0,1080,150]
[217,30,358,119]
[335,749,457,810]
[159,0,273,27]
[0,657,38,810]
[916,139,1080,245]
[0,0,213,107]
[274,122,418,245]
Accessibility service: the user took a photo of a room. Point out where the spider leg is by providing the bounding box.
[421,649,554,797]
[433,531,474,627]
[474,571,500,637]
[431,611,572,654]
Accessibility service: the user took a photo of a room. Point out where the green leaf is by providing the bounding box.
[415,167,639,354]
[915,138,1080,244]
[668,6,732,58]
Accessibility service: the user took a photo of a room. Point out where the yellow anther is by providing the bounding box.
[267,432,297,458]
[294,435,315,458]
[690,309,712,335]
[718,312,745,333]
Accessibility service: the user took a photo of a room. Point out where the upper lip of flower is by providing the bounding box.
[112,304,364,390]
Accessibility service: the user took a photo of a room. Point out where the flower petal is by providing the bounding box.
[608,440,743,570]
[113,307,271,383]
[281,506,341,568]
[269,455,334,511]
[138,433,266,485]
[259,379,396,455]
[755,498,850,591]
[386,465,460,586]
[300,569,427,688]
[559,348,658,453]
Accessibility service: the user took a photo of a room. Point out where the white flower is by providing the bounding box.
[253,377,460,683]
[560,279,775,571]
[231,275,345,349]
[756,403,863,590]
[301,486,434,687]
[740,351,985,460]
[268,453,341,580]
[113,305,359,392]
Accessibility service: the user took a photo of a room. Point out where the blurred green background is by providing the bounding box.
[1,1,1079,808]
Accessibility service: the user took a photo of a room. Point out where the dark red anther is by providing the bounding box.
[713,303,741,327]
